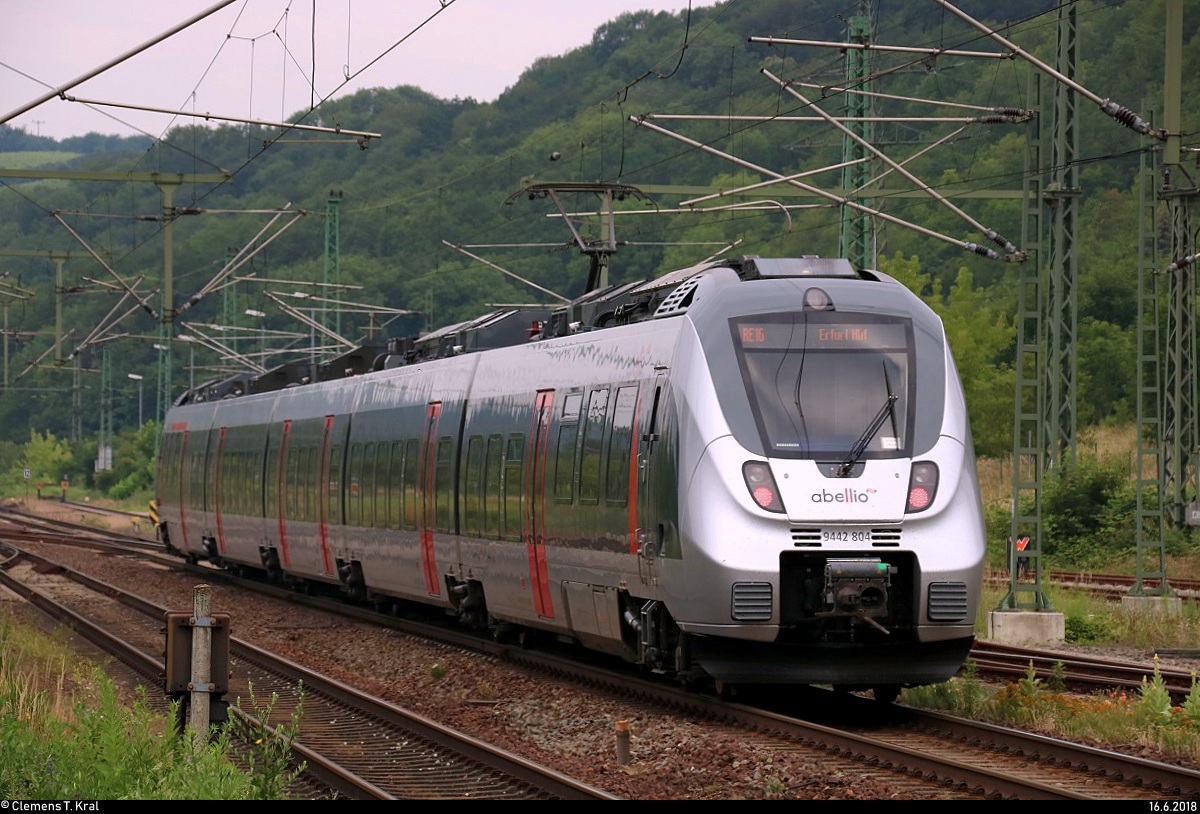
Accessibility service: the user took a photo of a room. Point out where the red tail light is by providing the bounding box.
[743,462,786,514]
[906,461,939,513]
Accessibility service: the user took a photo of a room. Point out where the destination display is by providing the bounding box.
[734,318,909,351]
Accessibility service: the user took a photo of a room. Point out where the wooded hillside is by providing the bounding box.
[0,1,1195,462]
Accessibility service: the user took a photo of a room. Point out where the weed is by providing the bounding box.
[1134,658,1174,727]
[474,682,500,701]
[228,680,308,800]
[1049,661,1067,692]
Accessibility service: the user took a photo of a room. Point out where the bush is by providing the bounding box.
[1064,613,1112,644]
[1040,455,1135,562]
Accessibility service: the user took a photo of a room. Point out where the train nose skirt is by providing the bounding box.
[690,635,976,686]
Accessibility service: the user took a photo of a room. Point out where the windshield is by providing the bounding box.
[731,312,914,461]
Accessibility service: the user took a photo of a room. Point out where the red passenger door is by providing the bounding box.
[418,403,442,596]
[524,390,555,618]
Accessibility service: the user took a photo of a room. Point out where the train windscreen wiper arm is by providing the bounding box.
[837,393,898,477]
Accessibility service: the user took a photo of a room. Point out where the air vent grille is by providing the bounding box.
[927,581,968,621]
[731,582,773,621]
[653,276,702,318]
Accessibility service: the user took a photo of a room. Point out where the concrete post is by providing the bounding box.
[189,584,213,746]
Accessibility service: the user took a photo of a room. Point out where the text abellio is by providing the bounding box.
[811,488,871,503]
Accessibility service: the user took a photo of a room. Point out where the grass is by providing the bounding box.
[903,658,1200,765]
[899,581,1200,765]
[0,606,306,799]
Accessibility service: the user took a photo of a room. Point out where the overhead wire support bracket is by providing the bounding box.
[761,67,1025,260]
[50,212,160,321]
[175,204,307,318]
[629,114,1013,262]
[930,0,1165,140]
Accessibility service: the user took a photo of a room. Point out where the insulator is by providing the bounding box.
[964,242,1000,260]
[985,229,1019,254]
[1099,100,1152,135]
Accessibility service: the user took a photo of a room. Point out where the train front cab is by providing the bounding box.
[644,262,986,694]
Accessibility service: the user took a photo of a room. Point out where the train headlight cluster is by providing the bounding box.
[742,461,785,513]
[905,461,939,513]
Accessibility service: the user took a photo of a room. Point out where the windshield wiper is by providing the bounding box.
[837,362,898,478]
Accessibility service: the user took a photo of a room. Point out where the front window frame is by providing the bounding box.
[730,311,916,462]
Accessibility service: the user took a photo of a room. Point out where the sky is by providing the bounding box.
[1,0,699,141]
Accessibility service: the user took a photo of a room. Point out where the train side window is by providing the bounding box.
[387,441,403,529]
[403,438,419,530]
[464,436,484,537]
[286,446,300,519]
[434,436,454,533]
[503,434,524,541]
[484,435,502,539]
[347,443,361,527]
[312,446,321,523]
[579,388,610,505]
[328,444,343,526]
[296,446,308,522]
[361,442,376,527]
[290,445,301,520]
[232,450,243,515]
[246,449,254,515]
[242,445,252,514]
[217,443,229,513]
[554,392,582,503]
[373,443,387,529]
[300,446,313,522]
[265,435,280,518]
[188,443,201,510]
[606,385,638,506]
[248,448,257,515]
[291,446,302,521]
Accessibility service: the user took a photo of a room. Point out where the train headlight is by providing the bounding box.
[742,461,786,514]
[905,461,939,513]
[803,287,834,310]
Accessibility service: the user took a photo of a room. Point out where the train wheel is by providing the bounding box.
[873,685,901,704]
[491,620,517,643]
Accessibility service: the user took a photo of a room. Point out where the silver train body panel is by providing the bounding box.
[157,257,986,691]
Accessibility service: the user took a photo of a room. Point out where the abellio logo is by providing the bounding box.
[811,487,876,504]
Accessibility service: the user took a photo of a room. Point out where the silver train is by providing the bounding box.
[156,256,986,700]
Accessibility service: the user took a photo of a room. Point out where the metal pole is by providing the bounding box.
[127,373,144,427]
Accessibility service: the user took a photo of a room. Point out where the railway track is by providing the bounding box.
[0,543,616,800]
[3,521,1199,799]
[969,640,1199,703]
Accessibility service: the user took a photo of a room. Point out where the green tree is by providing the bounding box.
[880,253,1014,456]
[16,429,75,497]
[94,423,159,500]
